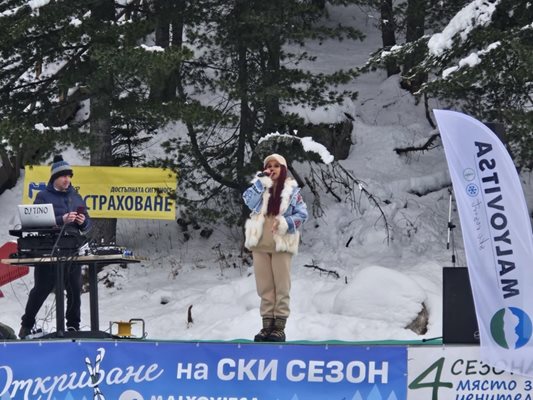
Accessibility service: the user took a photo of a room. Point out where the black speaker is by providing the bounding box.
[443,267,480,344]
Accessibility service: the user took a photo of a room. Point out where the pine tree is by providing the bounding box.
[421,0,532,169]
[0,0,202,239]
[156,0,364,225]
[364,0,533,169]
[1,0,368,229]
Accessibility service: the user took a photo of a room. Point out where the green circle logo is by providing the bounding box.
[490,307,532,349]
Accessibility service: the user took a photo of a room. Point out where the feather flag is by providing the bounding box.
[435,109,533,376]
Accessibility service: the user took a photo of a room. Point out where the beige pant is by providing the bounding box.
[253,251,292,318]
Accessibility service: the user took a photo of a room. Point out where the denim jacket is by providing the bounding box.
[243,175,307,254]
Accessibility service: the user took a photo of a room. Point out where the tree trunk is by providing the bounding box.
[235,0,252,190]
[380,0,400,76]
[401,0,427,93]
[91,0,115,22]
[150,0,184,101]
[167,0,185,100]
[89,79,117,244]
[89,0,117,244]
[263,28,283,135]
[154,0,170,48]
[0,148,19,195]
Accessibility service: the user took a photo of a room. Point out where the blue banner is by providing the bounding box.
[0,341,406,400]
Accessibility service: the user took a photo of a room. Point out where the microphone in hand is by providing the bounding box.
[257,171,271,177]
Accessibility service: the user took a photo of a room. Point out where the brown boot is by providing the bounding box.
[254,317,274,342]
[18,326,31,340]
[266,317,286,342]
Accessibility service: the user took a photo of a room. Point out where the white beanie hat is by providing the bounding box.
[263,153,287,168]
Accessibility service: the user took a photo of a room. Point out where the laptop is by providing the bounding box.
[17,204,57,229]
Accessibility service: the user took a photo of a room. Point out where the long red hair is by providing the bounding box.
[267,165,287,216]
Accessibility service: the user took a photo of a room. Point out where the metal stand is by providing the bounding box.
[50,223,70,338]
[446,187,457,267]
[431,187,460,344]
[1,254,145,340]
[55,259,66,338]
[44,260,114,339]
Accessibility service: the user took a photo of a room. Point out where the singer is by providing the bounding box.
[242,153,308,342]
[18,155,92,339]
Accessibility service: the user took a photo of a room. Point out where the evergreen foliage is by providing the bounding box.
[156,0,363,225]
[2,0,529,231]
[421,0,533,170]
[0,0,194,166]
[363,0,533,170]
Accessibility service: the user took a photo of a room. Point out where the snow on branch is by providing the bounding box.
[139,44,165,53]
[428,0,500,57]
[442,41,501,78]
[34,123,68,132]
[0,0,50,17]
[259,132,334,165]
[28,0,50,10]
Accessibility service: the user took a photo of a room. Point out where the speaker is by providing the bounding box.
[443,267,480,344]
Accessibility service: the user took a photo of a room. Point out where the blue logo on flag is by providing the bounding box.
[466,183,479,197]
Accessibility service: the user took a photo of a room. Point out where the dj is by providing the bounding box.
[19,155,92,339]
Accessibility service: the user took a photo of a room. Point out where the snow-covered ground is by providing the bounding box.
[1,3,531,344]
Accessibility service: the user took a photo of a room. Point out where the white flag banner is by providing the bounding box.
[435,109,533,376]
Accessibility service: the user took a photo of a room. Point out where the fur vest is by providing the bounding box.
[243,176,308,255]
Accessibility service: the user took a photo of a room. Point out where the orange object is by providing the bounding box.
[109,319,146,338]
[0,242,29,287]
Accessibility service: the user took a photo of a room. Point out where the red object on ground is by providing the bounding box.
[0,242,29,287]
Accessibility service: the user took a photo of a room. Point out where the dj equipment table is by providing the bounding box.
[1,254,146,339]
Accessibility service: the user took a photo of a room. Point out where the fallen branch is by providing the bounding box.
[306,162,392,245]
[394,133,439,155]
[336,163,391,245]
[303,264,340,279]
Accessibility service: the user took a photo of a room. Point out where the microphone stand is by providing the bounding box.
[49,221,71,338]
[50,221,69,258]
[446,187,456,268]
[429,188,459,345]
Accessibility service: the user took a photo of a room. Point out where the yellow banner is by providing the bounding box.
[23,166,177,220]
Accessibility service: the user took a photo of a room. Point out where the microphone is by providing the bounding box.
[257,171,271,177]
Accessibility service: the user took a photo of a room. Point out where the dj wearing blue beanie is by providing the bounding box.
[19,155,92,339]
